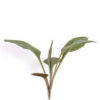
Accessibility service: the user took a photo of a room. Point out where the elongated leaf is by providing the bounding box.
[4,40,41,59]
[60,36,95,64]
[31,73,48,78]
[44,57,58,67]
[48,40,53,77]
[48,40,53,66]
[63,37,94,52]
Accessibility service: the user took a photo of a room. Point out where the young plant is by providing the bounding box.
[4,36,94,100]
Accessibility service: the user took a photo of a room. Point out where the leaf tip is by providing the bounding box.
[4,39,12,42]
[87,40,96,44]
[51,40,53,44]
[4,39,8,42]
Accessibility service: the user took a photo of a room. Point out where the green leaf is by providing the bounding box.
[48,40,53,66]
[31,73,48,78]
[63,36,94,52]
[44,57,58,67]
[47,40,53,79]
[4,40,41,59]
[60,36,95,64]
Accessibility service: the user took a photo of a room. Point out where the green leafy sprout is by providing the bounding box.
[4,36,95,100]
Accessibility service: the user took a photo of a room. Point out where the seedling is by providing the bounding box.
[4,36,94,100]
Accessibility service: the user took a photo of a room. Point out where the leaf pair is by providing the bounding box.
[44,57,58,68]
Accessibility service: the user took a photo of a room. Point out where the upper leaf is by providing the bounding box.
[4,40,41,59]
[47,40,54,78]
[44,57,58,67]
[31,73,48,79]
[48,40,53,66]
[60,36,95,64]
[61,37,94,53]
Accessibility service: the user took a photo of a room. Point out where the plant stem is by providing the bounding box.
[50,54,62,89]
[39,58,46,73]
[39,58,50,100]
[45,79,50,100]
[49,61,52,85]
[49,85,51,100]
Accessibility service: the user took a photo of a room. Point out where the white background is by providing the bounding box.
[0,0,100,100]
